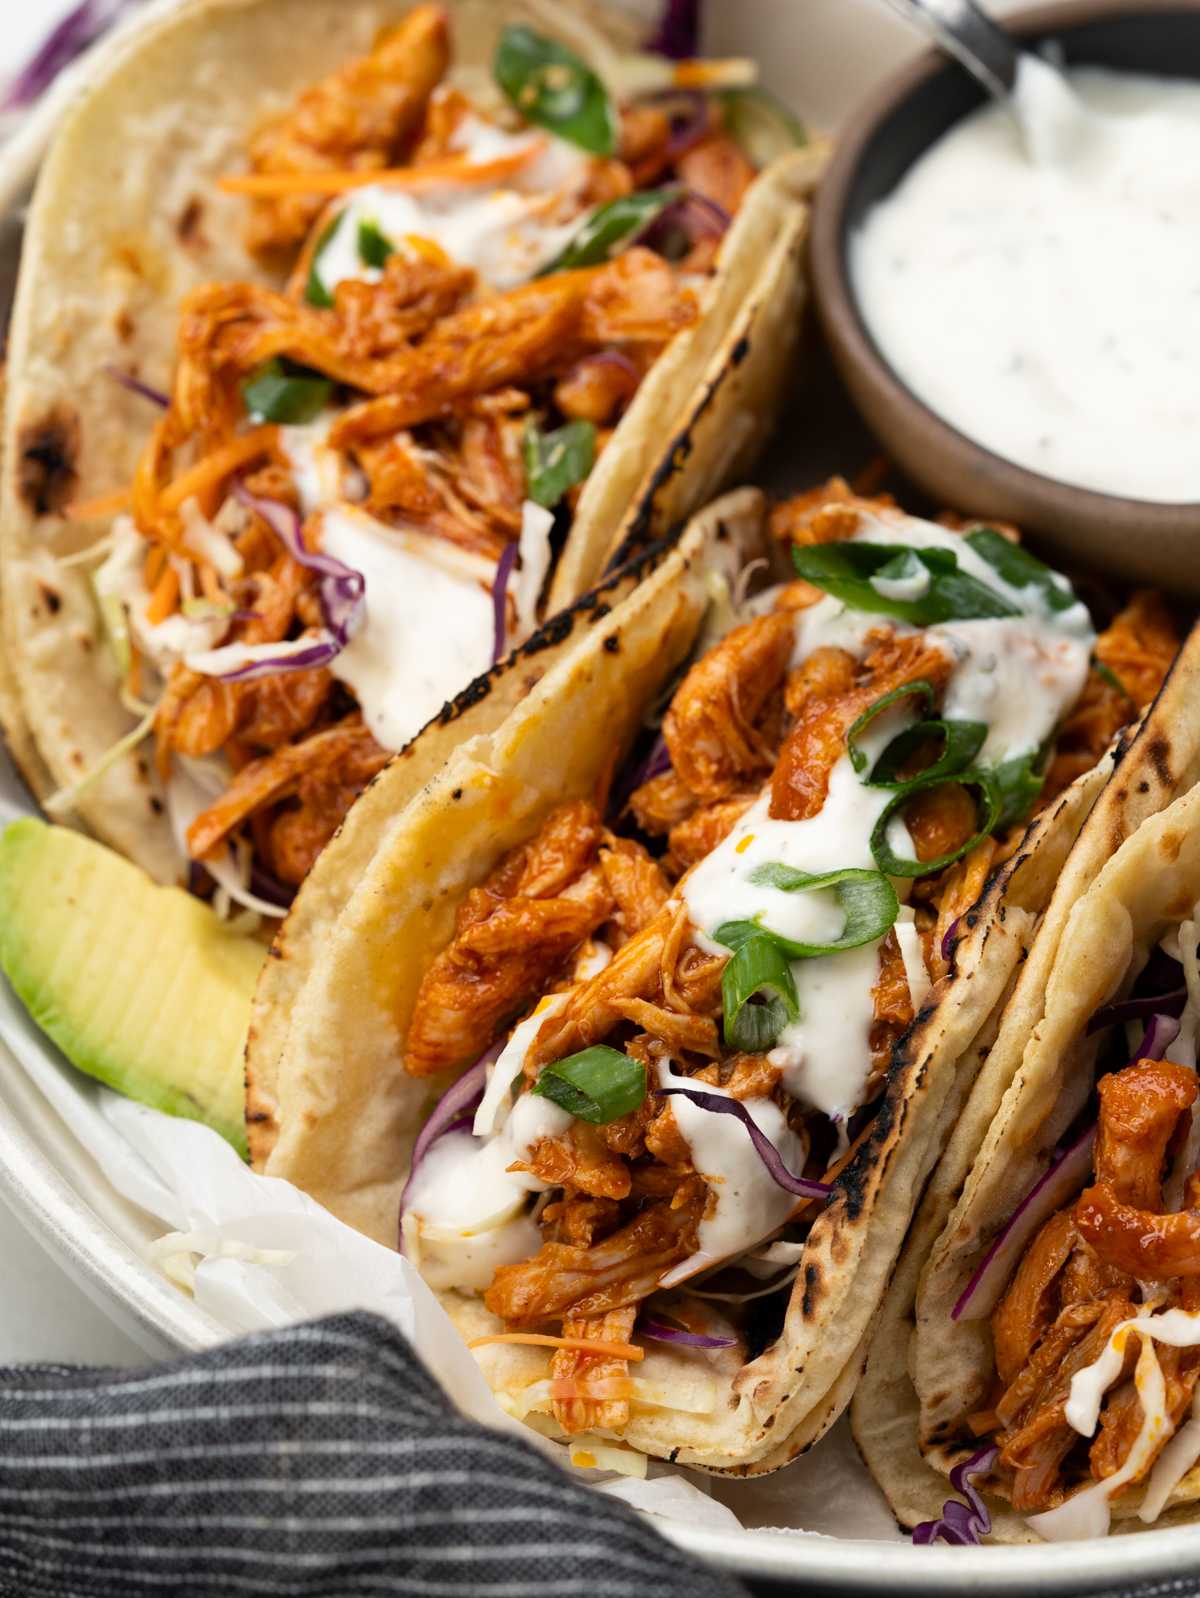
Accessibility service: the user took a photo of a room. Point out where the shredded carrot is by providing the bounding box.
[198,561,226,605]
[143,544,168,590]
[159,427,277,515]
[128,641,142,701]
[467,1333,644,1362]
[217,145,543,199]
[146,563,181,625]
[64,488,131,521]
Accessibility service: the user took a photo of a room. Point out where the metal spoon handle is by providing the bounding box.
[882,0,1020,100]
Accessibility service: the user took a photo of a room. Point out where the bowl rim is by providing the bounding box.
[809,0,1200,526]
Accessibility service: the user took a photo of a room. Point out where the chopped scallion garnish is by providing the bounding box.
[531,1046,647,1123]
[494,25,618,155]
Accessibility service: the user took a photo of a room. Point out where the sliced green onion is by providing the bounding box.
[241,358,332,425]
[791,541,1021,626]
[717,86,806,168]
[357,217,394,270]
[870,773,1000,878]
[494,25,617,155]
[304,216,340,308]
[743,865,899,958]
[89,575,130,677]
[964,526,1079,615]
[717,932,799,1052]
[846,680,937,775]
[869,717,988,788]
[531,1045,647,1123]
[989,734,1056,831]
[538,187,680,275]
[523,415,595,509]
[1092,656,1130,699]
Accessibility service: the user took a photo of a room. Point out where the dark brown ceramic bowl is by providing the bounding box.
[810,0,1200,593]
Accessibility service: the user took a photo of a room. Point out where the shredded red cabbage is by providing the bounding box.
[644,191,730,254]
[249,861,295,910]
[397,1043,501,1252]
[227,488,364,681]
[941,916,961,962]
[651,0,701,60]
[912,1444,998,1545]
[1087,987,1187,1034]
[1142,1012,1182,1061]
[952,1124,1096,1322]
[1,0,145,110]
[657,1085,832,1201]
[492,541,518,664]
[637,1317,737,1349]
[104,364,169,408]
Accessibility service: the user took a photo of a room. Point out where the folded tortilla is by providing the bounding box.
[0,0,826,886]
[853,623,1200,1541]
[249,484,1138,1474]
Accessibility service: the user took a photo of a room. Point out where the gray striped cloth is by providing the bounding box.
[0,1310,747,1598]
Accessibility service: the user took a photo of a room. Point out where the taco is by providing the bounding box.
[0,0,825,912]
[249,476,1174,1473]
[852,622,1200,1542]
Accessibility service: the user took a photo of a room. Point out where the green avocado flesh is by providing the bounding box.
[0,817,266,1156]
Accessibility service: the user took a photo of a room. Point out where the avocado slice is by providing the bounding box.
[0,817,266,1155]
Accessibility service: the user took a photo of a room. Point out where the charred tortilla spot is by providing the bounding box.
[668,1448,679,1463]
[149,796,163,815]
[730,334,750,365]
[176,197,209,253]
[114,308,134,342]
[247,1111,269,1122]
[268,945,282,959]
[603,634,620,654]
[451,788,462,800]
[36,582,61,614]
[1150,735,1172,788]
[18,407,80,516]
[591,604,611,623]
[762,1412,774,1429]
[802,1261,820,1316]
[1139,779,1151,793]
[715,519,729,542]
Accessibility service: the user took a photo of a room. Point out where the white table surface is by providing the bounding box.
[0,0,1029,1369]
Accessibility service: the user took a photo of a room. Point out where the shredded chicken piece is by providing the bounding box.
[540,1196,623,1249]
[554,352,641,426]
[245,3,450,258]
[992,1211,1081,1386]
[511,1121,631,1202]
[919,837,997,983]
[768,476,896,549]
[784,645,858,719]
[1094,1058,1198,1211]
[904,781,981,866]
[598,836,671,945]
[1042,592,1179,802]
[184,713,388,878]
[527,903,678,1070]
[665,791,758,873]
[868,929,914,1090]
[662,612,794,799]
[771,630,954,821]
[485,1187,705,1328]
[404,803,612,1076]
[984,1056,1200,1510]
[551,1305,640,1435]
[691,1052,783,1101]
[676,132,756,221]
[628,769,700,836]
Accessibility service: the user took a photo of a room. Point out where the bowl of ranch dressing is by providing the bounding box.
[810,1,1200,591]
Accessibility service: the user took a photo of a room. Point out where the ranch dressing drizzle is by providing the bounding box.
[683,510,1092,1121]
[852,57,1200,502]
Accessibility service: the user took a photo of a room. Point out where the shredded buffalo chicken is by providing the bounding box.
[981,1059,1200,1512]
[402,482,1174,1436]
[98,11,755,897]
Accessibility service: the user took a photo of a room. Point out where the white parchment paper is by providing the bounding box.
[0,955,900,1541]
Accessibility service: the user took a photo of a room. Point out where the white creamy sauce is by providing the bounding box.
[314,124,590,297]
[94,515,227,671]
[318,506,496,751]
[683,509,1093,1120]
[852,57,1200,501]
[657,1062,805,1273]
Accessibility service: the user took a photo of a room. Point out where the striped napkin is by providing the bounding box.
[0,1309,748,1598]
